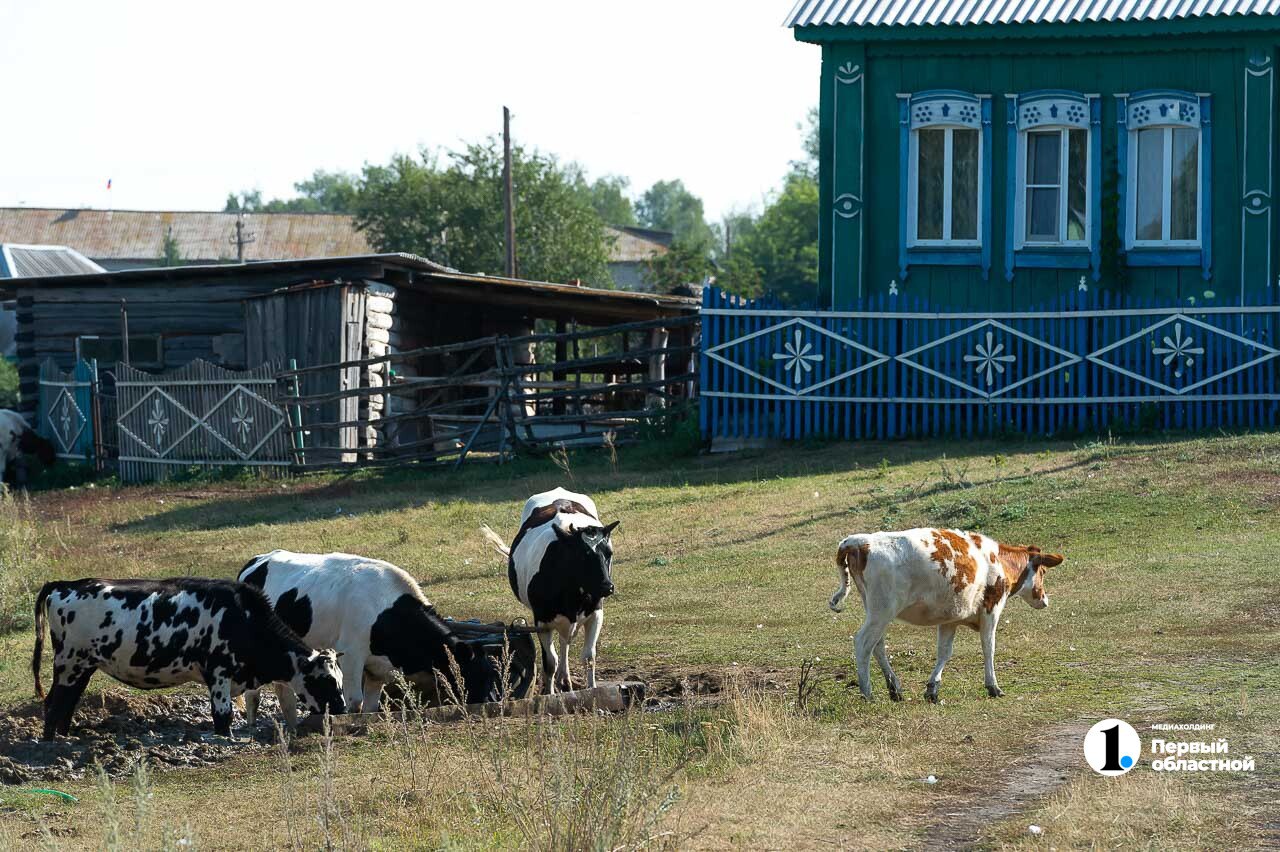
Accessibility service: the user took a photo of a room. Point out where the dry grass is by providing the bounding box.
[0,490,42,634]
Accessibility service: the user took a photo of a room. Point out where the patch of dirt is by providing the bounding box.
[916,720,1091,850]
[604,662,790,711]
[0,689,287,784]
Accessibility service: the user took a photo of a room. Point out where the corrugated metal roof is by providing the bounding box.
[0,244,105,278]
[785,0,1280,28]
[0,208,374,264]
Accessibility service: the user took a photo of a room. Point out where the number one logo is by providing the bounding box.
[1084,719,1139,776]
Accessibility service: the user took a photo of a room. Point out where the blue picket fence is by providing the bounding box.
[37,358,98,462]
[700,286,1280,441]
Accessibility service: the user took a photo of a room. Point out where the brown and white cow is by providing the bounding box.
[829,528,1063,703]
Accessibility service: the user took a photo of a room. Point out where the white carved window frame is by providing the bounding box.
[905,92,984,249]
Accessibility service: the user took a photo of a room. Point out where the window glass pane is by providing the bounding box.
[950,129,979,241]
[916,129,945,240]
[1170,127,1199,241]
[1135,128,1165,241]
[1067,129,1088,242]
[1027,131,1061,186]
[1027,188,1059,241]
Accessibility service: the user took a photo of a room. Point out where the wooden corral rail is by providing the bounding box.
[282,314,699,471]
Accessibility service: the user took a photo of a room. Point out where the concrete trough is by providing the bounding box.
[299,681,647,736]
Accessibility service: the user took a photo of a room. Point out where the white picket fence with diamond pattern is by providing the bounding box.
[114,359,291,482]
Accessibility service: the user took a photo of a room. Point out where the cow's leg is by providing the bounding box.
[873,639,903,701]
[360,673,385,714]
[537,623,560,695]
[852,612,893,700]
[275,683,300,730]
[980,613,1003,698]
[43,665,94,739]
[580,609,604,690]
[554,620,574,693]
[339,653,366,714]
[207,672,234,736]
[244,688,261,727]
[925,624,958,704]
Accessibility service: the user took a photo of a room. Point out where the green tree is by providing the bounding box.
[159,227,182,266]
[732,172,819,305]
[586,175,636,226]
[356,141,612,286]
[225,171,360,214]
[642,239,714,294]
[636,180,716,253]
[0,359,17,409]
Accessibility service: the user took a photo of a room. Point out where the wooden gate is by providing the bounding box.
[37,359,96,462]
[114,359,291,482]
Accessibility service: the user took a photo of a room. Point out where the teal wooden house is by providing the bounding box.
[698,2,1280,442]
[786,0,1280,308]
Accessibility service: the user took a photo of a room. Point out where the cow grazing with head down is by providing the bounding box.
[829,528,1064,703]
[32,578,345,740]
[238,551,504,725]
[481,487,618,693]
[1,409,56,488]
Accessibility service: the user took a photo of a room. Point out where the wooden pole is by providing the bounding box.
[503,106,517,278]
[119,299,130,366]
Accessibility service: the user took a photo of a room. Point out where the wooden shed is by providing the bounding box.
[3,254,698,465]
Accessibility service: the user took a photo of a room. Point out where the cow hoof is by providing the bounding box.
[987,686,1004,698]
[888,688,904,702]
[924,686,940,704]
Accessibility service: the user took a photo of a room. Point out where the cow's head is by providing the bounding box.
[291,648,346,716]
[1009,546,1064,610]
[18,428,56,468]
[459,647,504,705]
[552,520,620,600]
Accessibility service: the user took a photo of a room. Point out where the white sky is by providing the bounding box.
[0,0,818,222]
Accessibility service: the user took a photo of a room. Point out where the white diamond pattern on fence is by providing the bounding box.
[1087,313,1280,395]
[47,387,86,455]
[705,317,889,397]
[114,360,291,482]
[897,319,1081,400]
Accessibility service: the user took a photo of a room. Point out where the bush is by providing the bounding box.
[0,359,17,409]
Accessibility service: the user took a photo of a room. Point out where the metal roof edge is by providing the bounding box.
[793,12,1280,41]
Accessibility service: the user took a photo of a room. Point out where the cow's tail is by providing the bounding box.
[32,582,56,700]
[479,525,511,558]
[831,535,871,613]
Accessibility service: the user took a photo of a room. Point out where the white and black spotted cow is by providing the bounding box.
[238,551,503,724]
[481,487,618,693]
[32,578,345,740]
[1,409,56,488]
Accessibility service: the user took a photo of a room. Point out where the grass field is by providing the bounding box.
[0,431,1278,850]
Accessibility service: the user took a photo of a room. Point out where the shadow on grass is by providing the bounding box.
[102,432,1166,536]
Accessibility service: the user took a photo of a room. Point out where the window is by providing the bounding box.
[912,126,980,244]
[1004,92,1100,282]
[76,335,163,367]
[1022,128,1088,244]
[898,91,993,280]
[1132,126,1200,245]
[1118,90,1211,275]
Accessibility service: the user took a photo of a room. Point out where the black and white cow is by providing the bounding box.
[1,409,56,488]
[481,487,618,693]
[238,551,504,724]
[32,578,345,740]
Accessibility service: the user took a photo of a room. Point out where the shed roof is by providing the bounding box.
[605,226,673,263]
[785,0,1280,29]
[0,208,372,264]
[3,253,698,323]
[0,244,104,278]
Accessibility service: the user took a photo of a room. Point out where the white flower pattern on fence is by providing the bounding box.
[774,328,825,385]
[1152,322,1205,378]
[963,331,1018,387]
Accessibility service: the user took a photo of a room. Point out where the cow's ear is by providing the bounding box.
[602,520,620,537]
[1033,552,1064,568]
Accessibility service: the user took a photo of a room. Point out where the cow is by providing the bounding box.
[238,550,504,725]
[1,409,56,488]
[829,528,1064,703]
[32,577,345,740]
[480,487,618,694]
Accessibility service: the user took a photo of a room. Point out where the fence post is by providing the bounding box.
[89,359,102,472]
[287,358,306,466]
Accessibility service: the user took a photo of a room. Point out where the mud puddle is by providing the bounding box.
[0,689,288,784]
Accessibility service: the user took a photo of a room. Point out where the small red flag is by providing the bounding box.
[106,179,112,190]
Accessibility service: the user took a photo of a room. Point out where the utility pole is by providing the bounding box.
[231,209,257,263]
[503,106,517,278]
